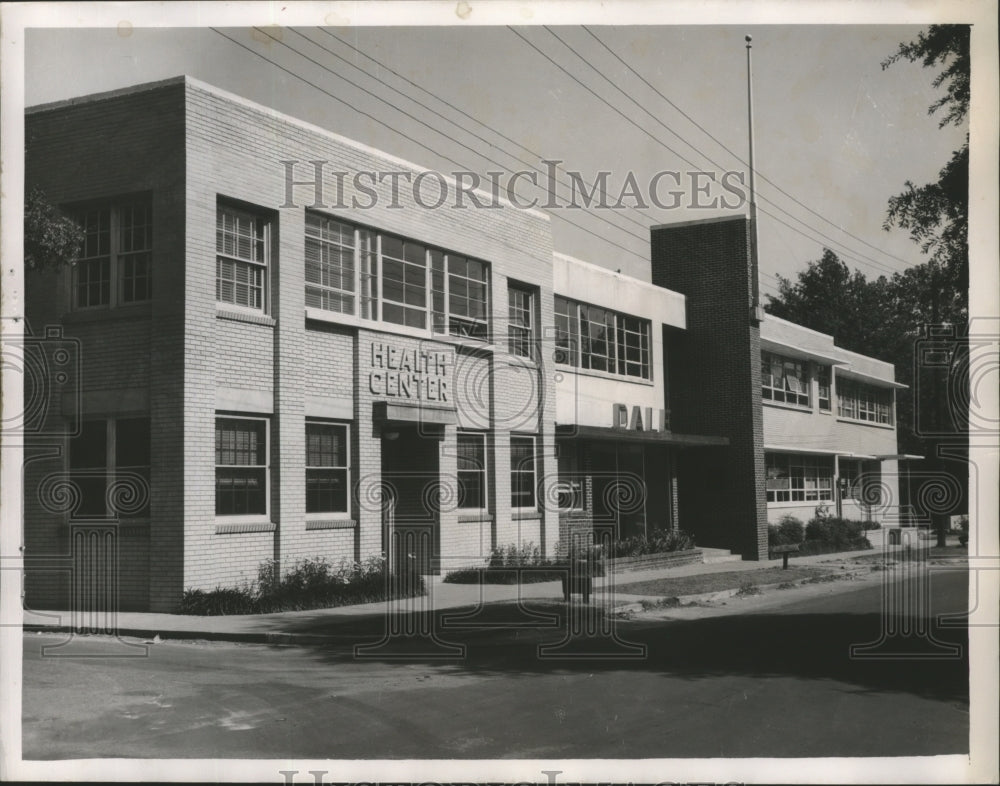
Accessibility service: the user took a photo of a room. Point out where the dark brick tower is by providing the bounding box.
[651,216,768,560]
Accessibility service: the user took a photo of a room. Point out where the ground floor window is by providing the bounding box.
[215,416,268,516]
[68,417,151,517]
[839,459,880,503]
[305,421,349,515]
[556,442,583,511]
[765,452,833,503]
[510,435,537,509]
[456,431,487,509]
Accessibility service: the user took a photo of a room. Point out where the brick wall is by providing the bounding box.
[24,80,187,611]
[651,217,768,559]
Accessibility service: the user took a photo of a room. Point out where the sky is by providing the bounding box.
[22,18,969,298]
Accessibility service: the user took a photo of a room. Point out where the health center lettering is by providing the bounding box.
[369,342,452,402]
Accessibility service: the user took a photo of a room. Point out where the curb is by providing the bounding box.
[22,559,918,646]
[610,565,876,615]
[22,625,343,647]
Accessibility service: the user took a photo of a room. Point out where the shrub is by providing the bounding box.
[488,541,543,568]
[800,516,872,554]
[606,529,695,558]
[179,554,424,615]
[769,516,804,547]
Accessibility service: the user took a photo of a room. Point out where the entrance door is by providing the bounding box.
[380,427,440,575]
[591,441,647,541]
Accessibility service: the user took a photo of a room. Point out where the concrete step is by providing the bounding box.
[699,547,743,564]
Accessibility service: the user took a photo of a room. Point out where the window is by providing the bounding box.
[508,285,534,358]
[217,205,268,311]
[69,417,150,517]
[616,314,650,378]
[381,235,428,328]
[304,215,491,339]
[457,431,487,509]
[837,378,894,425]
[557,443,583,511]
[215,417,268,516]
[510,435,537,509]
[554,296,578,366]
[839,459,863,500]
[581,303,616,373]
[553,296,651,380]
[761,351,810,407]
[839,459,881,505]
[305,212,355,315]
[72,200,152,309]
[440,254,489,339]
[765,453,833,503]
[305,422,349,515]
[817,366,831,412]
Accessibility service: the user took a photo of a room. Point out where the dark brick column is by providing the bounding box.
[651,217,768,560]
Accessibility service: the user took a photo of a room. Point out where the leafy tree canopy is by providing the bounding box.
[881,24,969,306]
[24,187,83,271]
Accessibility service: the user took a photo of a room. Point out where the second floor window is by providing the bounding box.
[305,214,490,339]
[554,296,651,380]
[508,285,534,358]
[761,351,810,407]
[217,205,268,312]
[817,366,832,411]
[837,378,893,425]
[305,213,355,315]
[72,200,152,309]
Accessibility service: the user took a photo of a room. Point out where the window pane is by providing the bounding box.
[70,420,107,469]
[116,418,150,467]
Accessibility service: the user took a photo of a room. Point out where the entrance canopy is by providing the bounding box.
[556,424,728,448]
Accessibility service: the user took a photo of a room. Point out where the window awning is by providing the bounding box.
[556,424,728,447]
[874,453,925,461]
[835,366,908,389]
[372,400,457,426]
[761,337,846,366]
[765,444,879,460]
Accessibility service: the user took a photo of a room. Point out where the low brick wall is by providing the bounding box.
[606,549,703,573]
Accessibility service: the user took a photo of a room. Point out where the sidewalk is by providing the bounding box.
[21,544,916,646]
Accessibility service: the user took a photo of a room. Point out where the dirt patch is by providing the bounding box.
[613,566,834,597]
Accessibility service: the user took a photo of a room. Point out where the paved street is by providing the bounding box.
[22,569,968,760]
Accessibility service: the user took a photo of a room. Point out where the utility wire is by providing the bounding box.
[293,27,656,241]
[538,26,901,277]
[581,25,916,270]
[211,27,650,261]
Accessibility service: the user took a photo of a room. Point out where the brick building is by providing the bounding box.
[23,77,905,612]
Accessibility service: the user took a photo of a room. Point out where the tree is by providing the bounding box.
[24,187,83,271]
[882,25,969,316]
[882,24,971,545]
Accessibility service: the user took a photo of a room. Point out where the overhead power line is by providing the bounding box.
[536,26,901,277]
[210,27,651,262]
[580,25,915,271]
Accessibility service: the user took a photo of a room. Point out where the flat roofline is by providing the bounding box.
[835,365,906,389]
[27,75,551,223]
[553,252,686,302]
[763,313,838,343]
[649,213,749,232]
[26,75,188,115]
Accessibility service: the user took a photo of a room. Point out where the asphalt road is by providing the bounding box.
[22,569,969,760]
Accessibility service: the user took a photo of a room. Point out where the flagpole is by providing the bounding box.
[746,35,763,323]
